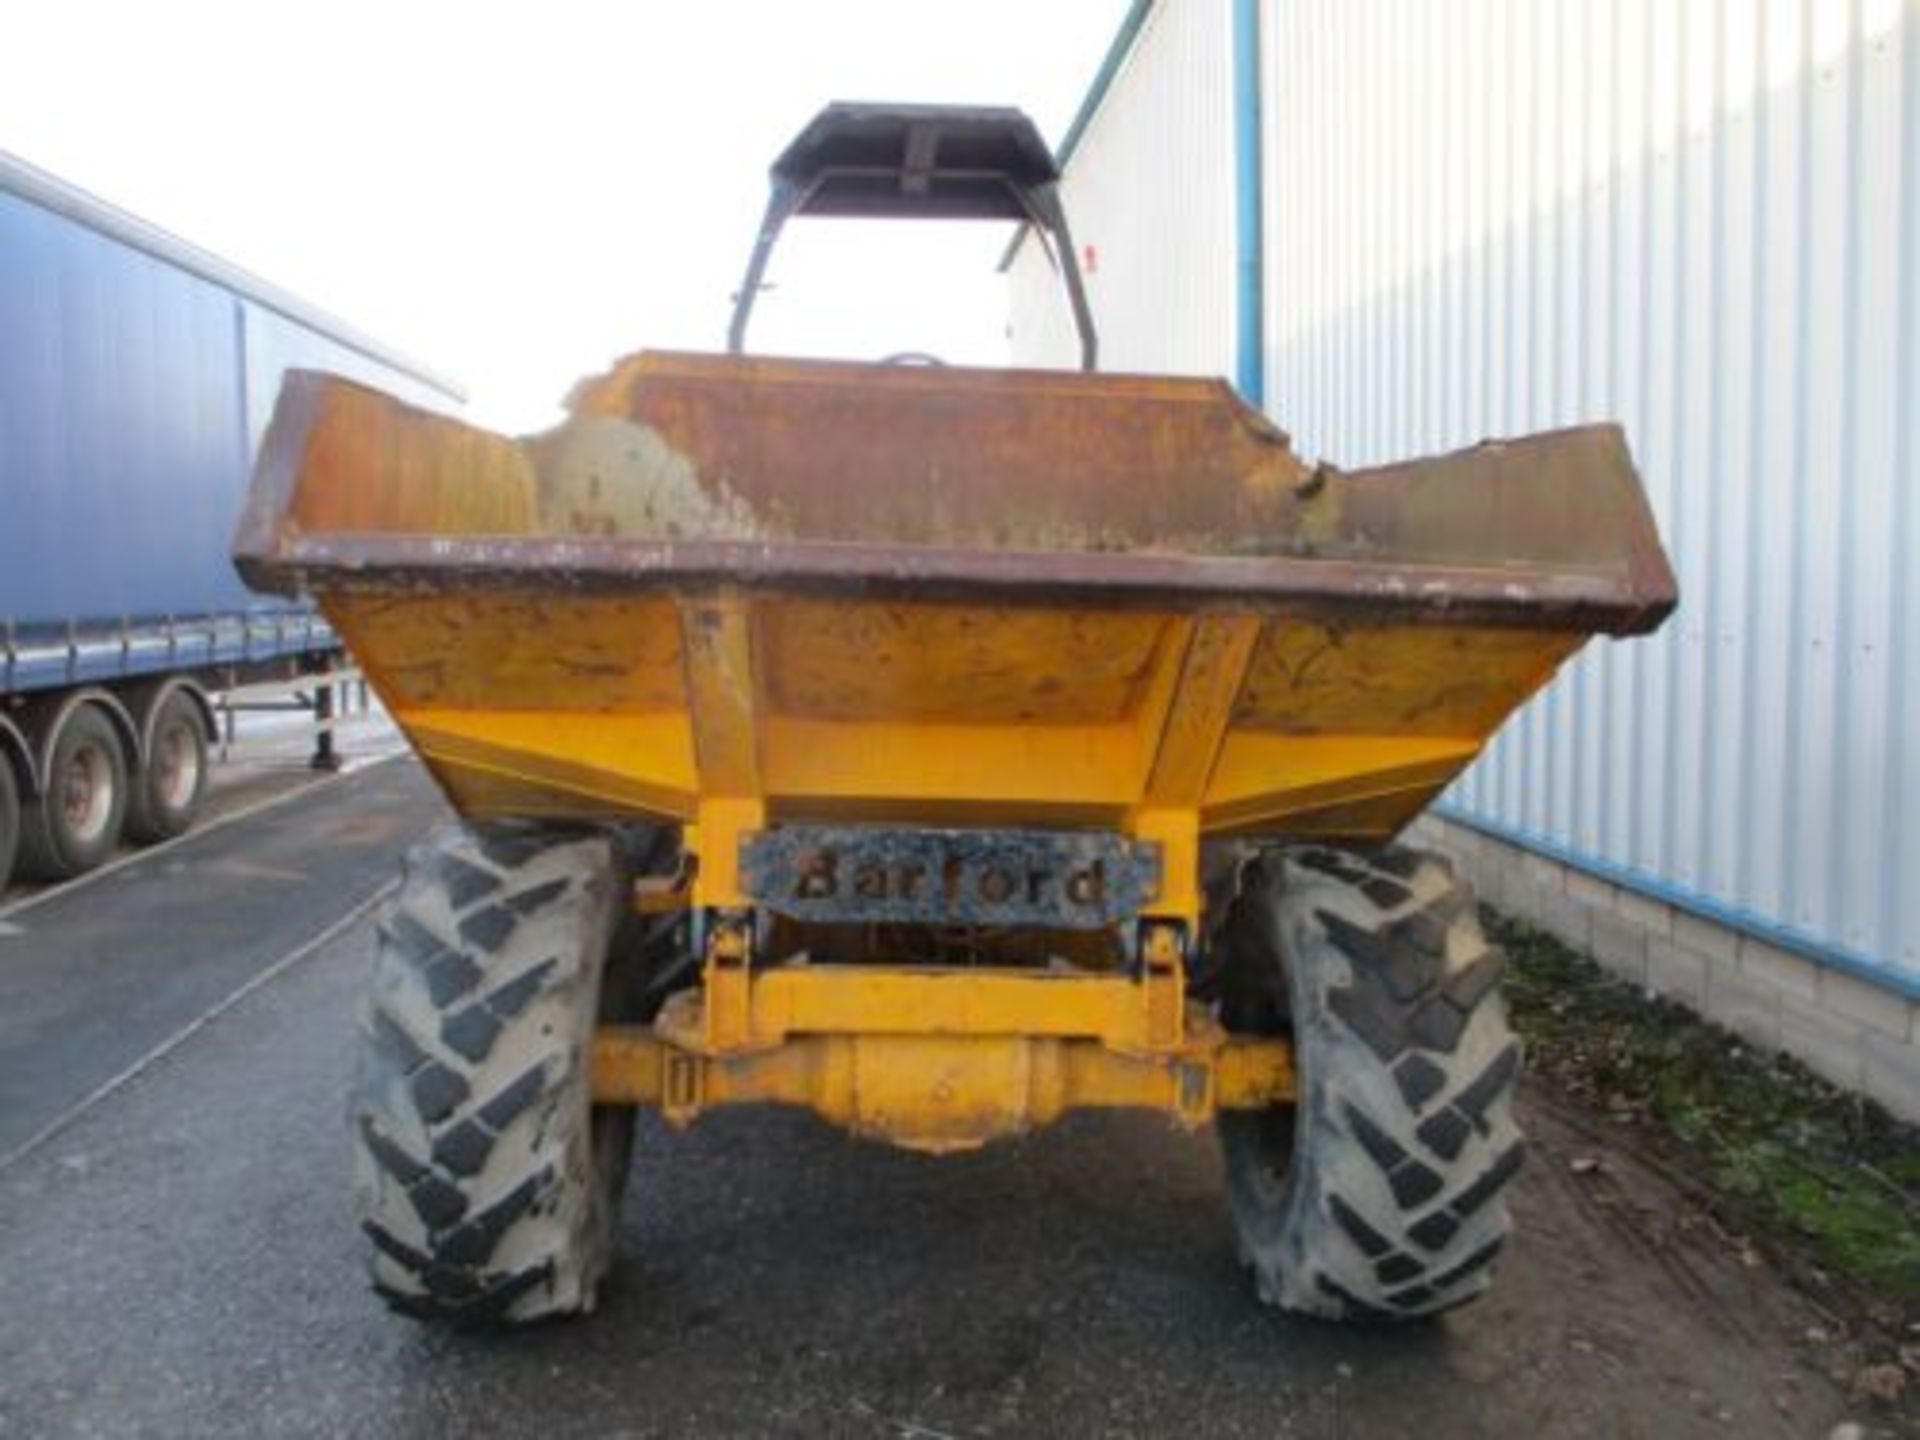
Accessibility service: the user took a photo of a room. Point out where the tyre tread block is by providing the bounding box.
[1318,909,1443,1003]
[1369,849,1426,880]
[408,1173,470,1231]
[1408,1210,1460,1252]
[1446,1141,1526,1221]
[409,1061,472,1124]
[1383,902,1462,959]
[1327,1193,1394,1258]
[457,905,520,953]
[1361,877,1413,908]
[1393,1053,1447,1111]
[431,1120,495,1179]
[1452,1043,1522,1128]
[505,878,570,917]
[364,1221,485,1303]
[368,1009,430,1076]
[364,1218,438,1277]
[1328,984,1408,1062]
[384,913,483,1006]
[487,960,559,1019]
[1443,952,1506,1012]
[476,1063,549,1132]
[1374,1252,1425,1285]
[431,853,501,909]
[1296,850,1375,888]
[439,1005,503,1064]
[1406,995,1470,1053]
[1344,1103,1409,1171]
[475,829,556,868]
[445,1263,554,1326]
[1414,1107,1473,1162]
[1346,1102,1445,1210]
[1389,1160,1445,1210]
[1428,1236,1506,1292]
[437,1171,549,1267]
[359,1117,427,1187]
[440,960,561,1063]
[371,1284,445,1321]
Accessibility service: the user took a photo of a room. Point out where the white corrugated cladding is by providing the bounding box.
[1268,0,1919,988]
[1007,0,1238,373]
[1010,0,1919,991]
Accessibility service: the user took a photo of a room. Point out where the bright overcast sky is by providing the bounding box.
[0,1,1128,430]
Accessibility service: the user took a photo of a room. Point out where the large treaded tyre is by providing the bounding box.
[125,689,208,844]
[18,702,129,881]
[0,756,19,892]
[353,821,646,1325]
[1216,844,1523,1321]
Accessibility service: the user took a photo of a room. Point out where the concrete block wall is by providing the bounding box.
[1404,815,1920,1124]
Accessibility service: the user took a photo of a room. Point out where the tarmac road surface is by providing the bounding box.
[0,758,1867,1437]
[0,755,423,1160]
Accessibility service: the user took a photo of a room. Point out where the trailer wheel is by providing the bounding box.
[125,690,209,844]
[18,703,130,880]
[0,758,19,892]
[1216,845,1522,1321]
[353,821,649,1325]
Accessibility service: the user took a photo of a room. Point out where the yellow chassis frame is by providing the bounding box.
[589,923,1295,1151]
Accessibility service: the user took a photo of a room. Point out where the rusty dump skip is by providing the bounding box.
[232,351,1675,859]
[238,352,1673,630]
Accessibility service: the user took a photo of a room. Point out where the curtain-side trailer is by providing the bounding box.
[0,150,462,889]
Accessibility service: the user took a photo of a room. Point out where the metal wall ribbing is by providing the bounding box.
[1007,0,1238,373]
[1009,0,1919,992]
[1265,0,1918,991]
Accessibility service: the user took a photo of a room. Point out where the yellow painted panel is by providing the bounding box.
[1256,785,1448,841]
[1131,807,1200,920]
[398,707,698,819]
[589,1017,1294,1151]
[428,764,668,822]
[741,966,1163,1045]
[1142,615,1262,805]
[321,584,1577,857]
[690,797,766,908]
[1205,732,1479,831]
[326,592,684,712]
[681,592,761,795]
[758,599,1172,724]
[1234,621,1582,736]
[761,715,1146,813]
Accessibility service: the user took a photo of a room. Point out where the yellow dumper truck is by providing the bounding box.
[235,104,1675,1325]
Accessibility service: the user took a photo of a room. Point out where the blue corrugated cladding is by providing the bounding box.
[1263,0,1918,993]
[0,168,453,692]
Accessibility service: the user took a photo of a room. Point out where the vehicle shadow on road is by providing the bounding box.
[401,1108,1504,1437]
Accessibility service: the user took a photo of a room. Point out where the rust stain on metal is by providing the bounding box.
[235,352,1678,640]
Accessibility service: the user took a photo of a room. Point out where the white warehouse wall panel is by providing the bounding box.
[1007,0,1238,375]
[1009,0,1919,997]
[1265,0,1918,993]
